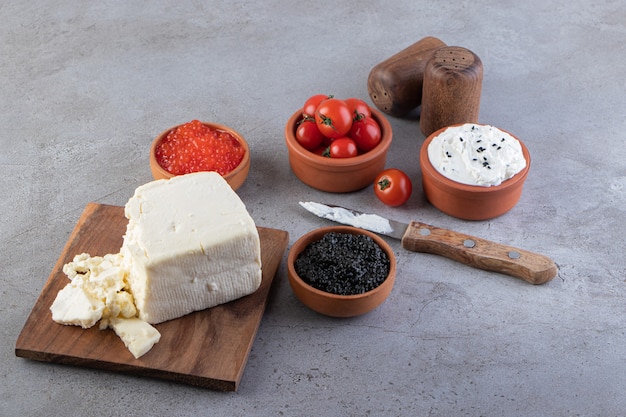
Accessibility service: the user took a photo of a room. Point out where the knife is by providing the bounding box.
[299,201,557,285]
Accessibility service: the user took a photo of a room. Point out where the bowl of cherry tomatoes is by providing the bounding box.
[150,119,250,191]
[284,94,393,193]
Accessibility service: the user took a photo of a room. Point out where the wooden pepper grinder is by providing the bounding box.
[420,46,483,136]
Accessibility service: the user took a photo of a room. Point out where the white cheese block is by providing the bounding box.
[50,171,259,358]
[120,171,262,324]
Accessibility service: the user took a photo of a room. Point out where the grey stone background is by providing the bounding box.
[2,1,625,416]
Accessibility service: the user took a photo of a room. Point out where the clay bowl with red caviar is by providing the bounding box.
[284,108,393,193]
[419,124,531,220]
[150,120,250,191]
[287,226,397,318]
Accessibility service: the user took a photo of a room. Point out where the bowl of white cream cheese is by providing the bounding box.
[420,123,530,220]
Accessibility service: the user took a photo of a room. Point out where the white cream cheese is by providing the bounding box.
[299,201,393,234]
[427,123,527,187]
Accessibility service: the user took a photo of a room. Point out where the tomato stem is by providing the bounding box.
[298,115,315,125]
[377,178,391,190]
[352,110,366,122]
[317,112,338,132]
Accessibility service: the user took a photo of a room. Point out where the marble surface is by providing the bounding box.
[2,1,625,416]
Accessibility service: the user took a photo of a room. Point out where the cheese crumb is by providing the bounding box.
[108,317,161,359]
[50,253,160,358]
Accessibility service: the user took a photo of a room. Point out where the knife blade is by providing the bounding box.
[299,201,557,285]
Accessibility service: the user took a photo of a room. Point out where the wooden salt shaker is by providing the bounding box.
[367,36,447,117]
[420,46,483,136]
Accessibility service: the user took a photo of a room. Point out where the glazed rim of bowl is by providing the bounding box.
[285,108,393,167]
[150,121,250,178]
[420,124,531,195]
[287,226,397,301]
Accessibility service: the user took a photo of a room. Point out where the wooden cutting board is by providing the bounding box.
[15,203,289,391]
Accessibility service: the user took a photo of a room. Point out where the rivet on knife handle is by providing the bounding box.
[401,221,558,284]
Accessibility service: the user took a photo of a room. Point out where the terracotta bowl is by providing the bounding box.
[149,121,250,191]
[419,124,531,220]
[284,108,393,193]
[287,226,397,318]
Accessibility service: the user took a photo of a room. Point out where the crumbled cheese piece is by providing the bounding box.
[427,123,527,187]
[50,252,159,358]
[108,317,161,359]
[50,277,105,329]
[51,253,136,328]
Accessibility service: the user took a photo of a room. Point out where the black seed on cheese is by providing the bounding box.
[294,232,390,296]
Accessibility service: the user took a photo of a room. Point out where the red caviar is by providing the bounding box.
[155,120,245,176]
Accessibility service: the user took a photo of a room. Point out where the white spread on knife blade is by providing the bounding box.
[299,201,393,234]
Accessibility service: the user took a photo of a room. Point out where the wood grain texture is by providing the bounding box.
[420,46,483,136]
[367,36,446,117]
[15,203,289,391]
[401,221,557,285]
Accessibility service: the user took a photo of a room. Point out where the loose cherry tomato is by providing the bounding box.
[315,98,353,139]
[349,114,381,152]
[344,97,372,119]
[295,116,325,150]
[303,94,333,117]
[374,169,412,206]
[328,137,358,158]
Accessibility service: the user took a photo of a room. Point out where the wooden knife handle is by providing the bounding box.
[400,221,557,284]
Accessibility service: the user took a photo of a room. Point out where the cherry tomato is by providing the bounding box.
[295,117,325,150]
[315,98,353,139]
[321,135,334,147]
[344,97,372,119]
[312,146,328,156]
[349,115,381,152]
[374,169,412,206]
[303,94,333,117]
[328,137,358,158]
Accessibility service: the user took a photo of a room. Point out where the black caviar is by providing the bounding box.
[294,232,390,296]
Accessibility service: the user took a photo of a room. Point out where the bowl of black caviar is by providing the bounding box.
[287,226,397,317]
